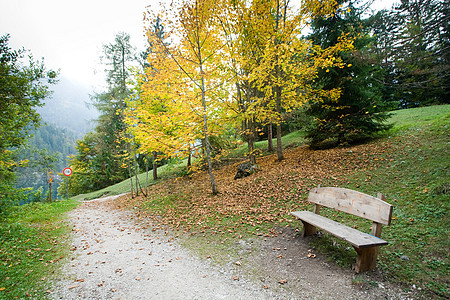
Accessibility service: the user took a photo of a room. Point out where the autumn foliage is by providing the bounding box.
[124,0,355,194]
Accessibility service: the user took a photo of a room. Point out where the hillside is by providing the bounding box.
[108,105,449,297]
[71,105,449,298]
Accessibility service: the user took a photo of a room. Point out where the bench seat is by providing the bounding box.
[291,187,393,272]
[291,211,388,248]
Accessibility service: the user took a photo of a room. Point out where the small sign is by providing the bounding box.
[63,167,73,176]
[47,171,54,183]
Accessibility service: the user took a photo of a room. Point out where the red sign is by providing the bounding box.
[63,167,73,176]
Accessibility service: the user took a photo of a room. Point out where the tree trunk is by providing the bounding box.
[275,86,284,161]
[152,151,158,180]
[199,65,218,194]
[248,119,256,164]
[241,81,256,163]
[128,163,134,198]
[187,145,192,168]
[274,0,284,161]
[145,155,149,196]
[267,123,274,152]
[133,142,139,196]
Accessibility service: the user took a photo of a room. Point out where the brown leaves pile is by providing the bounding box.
[114,140,395,236]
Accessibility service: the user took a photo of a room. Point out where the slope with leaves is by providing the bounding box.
[116,139,392,234]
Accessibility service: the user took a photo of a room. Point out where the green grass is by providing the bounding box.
[229,130,308,159]
[387,104,450,130]
[0,199,79,299]
[308,104,450,298]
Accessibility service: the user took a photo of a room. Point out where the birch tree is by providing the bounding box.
[138,0,235,194]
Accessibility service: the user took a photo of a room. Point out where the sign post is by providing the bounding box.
[63,167,72,199]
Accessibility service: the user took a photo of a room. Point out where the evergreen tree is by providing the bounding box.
[305,0,390,149]
[372,0,450,108]
[67,33,138,194]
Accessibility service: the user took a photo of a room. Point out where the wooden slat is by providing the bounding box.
[308,187,393,225]
[291,211,388,248]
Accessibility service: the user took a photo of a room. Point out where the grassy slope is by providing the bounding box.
[70,130,309,201]
[313,105,449,296]
[0,199,79,299]
[113,104,449,298]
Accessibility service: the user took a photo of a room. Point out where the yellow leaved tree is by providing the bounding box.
[128,0,237,195]
[126,0,354,194]
[219,0,354,161]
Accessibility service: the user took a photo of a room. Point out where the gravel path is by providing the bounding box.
[51,196,278,299]
[52,195,414,300]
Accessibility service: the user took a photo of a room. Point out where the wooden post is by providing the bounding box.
[48,182,52,202]
[354,247,378,273]
[301,221,316,237]
[367,192,386,266]
[313,204,322,215]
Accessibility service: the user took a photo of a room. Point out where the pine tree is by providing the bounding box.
[68,33,138,193]
[305,0,390,149]
[372,0,450,108]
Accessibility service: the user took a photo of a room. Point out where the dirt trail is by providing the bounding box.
[52,196,412,300]
[51,196,278,299]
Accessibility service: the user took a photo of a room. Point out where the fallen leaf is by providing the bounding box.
[68,284,79,290]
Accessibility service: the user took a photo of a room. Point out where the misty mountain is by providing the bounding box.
[37,77,99,138]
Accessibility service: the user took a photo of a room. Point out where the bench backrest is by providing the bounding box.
[309,187,393,226]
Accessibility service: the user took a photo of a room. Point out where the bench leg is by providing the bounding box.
[301,221,316,237]
[354,246,379,273]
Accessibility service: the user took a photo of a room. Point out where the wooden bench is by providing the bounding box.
[291,187,393,273]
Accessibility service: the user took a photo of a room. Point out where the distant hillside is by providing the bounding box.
[15,123,78,201]
[37,77,99,138]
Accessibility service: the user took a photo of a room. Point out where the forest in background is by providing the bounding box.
[14,124,78,203]
[0,0,449,297]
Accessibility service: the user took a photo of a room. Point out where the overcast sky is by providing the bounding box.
[1,0,396,92]
[1,0,162,90]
